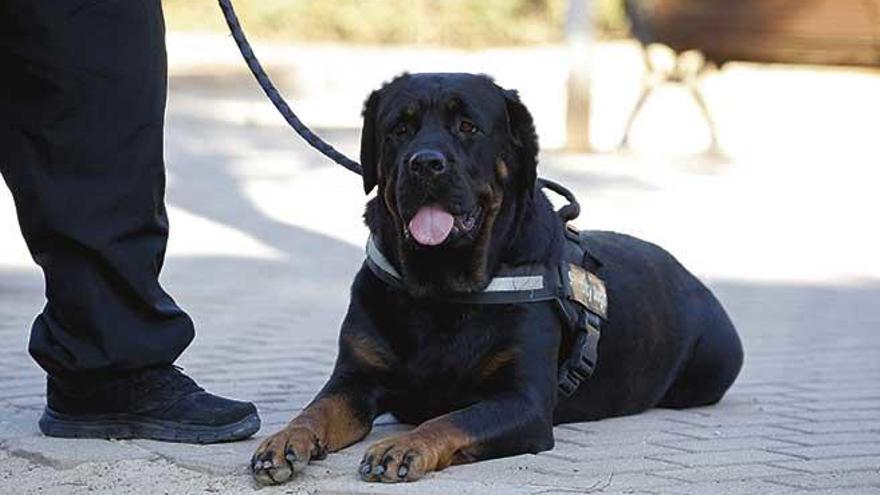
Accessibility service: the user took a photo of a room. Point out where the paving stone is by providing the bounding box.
[771,456,880,474]
[777,420,880,435]
[443,464,635,494]
[804,399,880,412]
[659,479,800,495]
[769,443,880,460]
[652,464,804,483]
[797,488,880,495]
[586,472,682,491]
[655,436,801,453]
[772,431,880,447]
[0,410,40,441]
[649,449,802,468]
[765,470,880,490]
[720,383,811,396]
[557,417,685,434]
[554,426,697,446]
[550,441,687,461]
[131,438,260,475]
[784,409,880,422]
[316,476,538,495]
[662,425,809,440]
[2,437,157,469]
[665,413,807,428]
[785,389,880,402]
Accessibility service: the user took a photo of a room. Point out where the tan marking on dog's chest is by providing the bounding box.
[342,333,395,370]
[478,348,518,380]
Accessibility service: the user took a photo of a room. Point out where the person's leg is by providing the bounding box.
[0,0,259,442]
[0,0,192,379]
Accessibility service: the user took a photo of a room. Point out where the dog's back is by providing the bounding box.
[554,231,743,423]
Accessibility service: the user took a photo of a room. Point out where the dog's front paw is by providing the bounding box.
[251,426,324,485]
[359,434,442,483]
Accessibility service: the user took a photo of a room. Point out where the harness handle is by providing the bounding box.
[540,178,581,222]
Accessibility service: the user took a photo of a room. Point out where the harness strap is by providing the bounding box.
[365,236,404,289]
[365,236,560,304]
[555,226,607,396]
[364,233,607,397]
[556,304,603,397]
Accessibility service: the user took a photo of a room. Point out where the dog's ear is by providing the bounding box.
[503,89,538,194]
[360,90,381,195]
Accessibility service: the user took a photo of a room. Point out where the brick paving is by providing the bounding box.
[1,46,879,494]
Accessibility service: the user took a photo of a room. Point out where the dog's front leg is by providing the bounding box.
[252,314,392,483]
[357,300,560,483]
[251,381,378,484]
[359,392,555,483]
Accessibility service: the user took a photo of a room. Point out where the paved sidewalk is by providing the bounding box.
[1,40,879,494]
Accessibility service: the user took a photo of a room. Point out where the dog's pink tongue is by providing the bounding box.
[408,206,454,246]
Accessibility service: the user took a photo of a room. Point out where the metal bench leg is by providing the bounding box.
[686,63,721,154]
[619,46,661,149]
[620,45,721,155]
[689,85,721,154]
[620,82,654,149]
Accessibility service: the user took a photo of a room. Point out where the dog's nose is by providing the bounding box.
[408,150,447,179]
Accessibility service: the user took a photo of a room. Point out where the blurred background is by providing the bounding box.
[150,0,880,284]
[1,0,879,439]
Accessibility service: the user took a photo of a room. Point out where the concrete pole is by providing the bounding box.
[565,0,593,152]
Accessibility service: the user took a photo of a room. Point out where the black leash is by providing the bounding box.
[217,0,362,175]
[216,0,580,222]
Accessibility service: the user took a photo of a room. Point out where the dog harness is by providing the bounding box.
[364,226,608,397]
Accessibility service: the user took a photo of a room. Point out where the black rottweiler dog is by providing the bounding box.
[252,73,743,485]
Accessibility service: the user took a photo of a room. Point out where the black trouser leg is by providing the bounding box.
[0,0,194,379]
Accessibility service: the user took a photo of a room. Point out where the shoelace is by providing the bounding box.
[130,365,203,399]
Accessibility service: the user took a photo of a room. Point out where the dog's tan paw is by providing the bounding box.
[358,434,441,483]
[251,426,323,485]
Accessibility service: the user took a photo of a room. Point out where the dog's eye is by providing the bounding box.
[458,120,479,135]
[392,122,410,136]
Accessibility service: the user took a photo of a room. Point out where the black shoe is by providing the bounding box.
[39,366,260,444]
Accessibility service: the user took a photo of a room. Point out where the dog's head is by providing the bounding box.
[360,73,539,296]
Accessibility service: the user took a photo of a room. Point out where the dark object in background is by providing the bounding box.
[620,0,880,151]
[626,0,880,67]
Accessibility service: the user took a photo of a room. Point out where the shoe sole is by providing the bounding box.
[38,407,261,444]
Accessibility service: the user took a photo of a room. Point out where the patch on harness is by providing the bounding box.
[567,264,607,318]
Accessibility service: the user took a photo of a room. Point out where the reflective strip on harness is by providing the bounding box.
[484,275,545,292]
